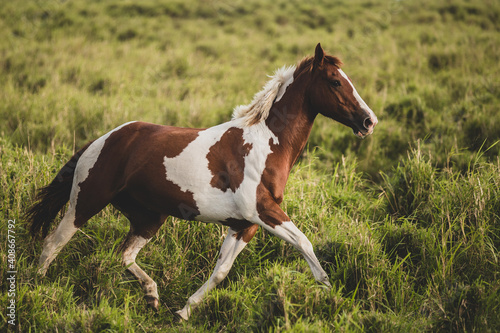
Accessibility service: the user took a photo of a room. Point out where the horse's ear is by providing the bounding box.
[313,43,324,70]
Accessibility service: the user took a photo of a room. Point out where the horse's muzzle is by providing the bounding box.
[353,114,378,138]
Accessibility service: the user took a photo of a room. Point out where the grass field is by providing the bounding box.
[1,0,499,331]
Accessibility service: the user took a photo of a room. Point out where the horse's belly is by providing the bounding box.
[193,189,243,223]
[162,166,259,224]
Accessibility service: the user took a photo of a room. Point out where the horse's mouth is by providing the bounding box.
[353,127,373,139]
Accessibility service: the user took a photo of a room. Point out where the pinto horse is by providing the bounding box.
[28,43,377,320]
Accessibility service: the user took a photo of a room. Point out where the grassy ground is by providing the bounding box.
[1,0,499,331]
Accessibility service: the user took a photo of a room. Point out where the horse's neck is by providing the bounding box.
[264,86,316,170]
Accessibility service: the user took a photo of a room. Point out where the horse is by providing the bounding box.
[27,43,378,320]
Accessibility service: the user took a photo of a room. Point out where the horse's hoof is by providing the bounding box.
[145,295,159,311]
[174,311,185,322]
[175,309,189,321]
[37,266,48,277]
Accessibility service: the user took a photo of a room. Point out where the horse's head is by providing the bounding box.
[306,43,378,138]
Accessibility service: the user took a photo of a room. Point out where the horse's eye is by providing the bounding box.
[330,80,341,87]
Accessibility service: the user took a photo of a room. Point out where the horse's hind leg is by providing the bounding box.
[38,194,113,276]
[38,205,80,276]
[114,194,166,310]
[39,172,118,275]
[120,231,160,309]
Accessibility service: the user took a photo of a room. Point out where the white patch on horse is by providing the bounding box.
[338,69,378,121]
[163,119,278,224]
[236,121,278,221]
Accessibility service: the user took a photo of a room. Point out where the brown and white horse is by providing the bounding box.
[28,44,377,320]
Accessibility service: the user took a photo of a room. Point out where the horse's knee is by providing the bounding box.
[121,249,135,267]
[122,258,134,268]
[297,234,314,252]
[212,270,227,284]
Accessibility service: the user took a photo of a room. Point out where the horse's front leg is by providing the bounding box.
[176,224,259,321]
[253,199,331,288]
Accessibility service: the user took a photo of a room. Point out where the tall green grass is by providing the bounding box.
[1,139,499,331]
[1,0,499,331]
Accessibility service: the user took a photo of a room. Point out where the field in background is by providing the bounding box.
[1,0,499,331]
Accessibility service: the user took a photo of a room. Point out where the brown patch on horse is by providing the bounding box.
[220,218,254,232]
[74,122,202,233]
[207,127,252,192]
[118,123,202,220]
[162,126,201,158]
[256,181,290,228]
[234,223,259,243]
[112,190,170,239]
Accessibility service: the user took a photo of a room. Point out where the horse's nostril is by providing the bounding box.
[363,117,373,130]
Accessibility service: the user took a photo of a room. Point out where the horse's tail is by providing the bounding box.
[27,142,93,238]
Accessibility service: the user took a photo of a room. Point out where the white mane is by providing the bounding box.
[232,65,296,127]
